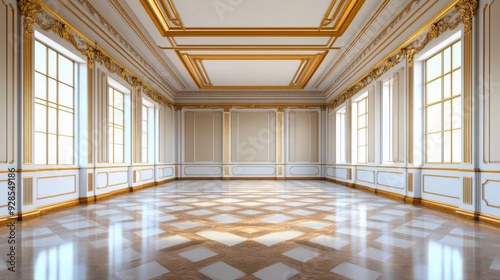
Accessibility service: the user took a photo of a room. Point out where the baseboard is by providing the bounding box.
[179,177,223,180]
[375,188,405,201]
[79,196,96,204]
[404,196,422,204]
[38,199,80,215]
[478,213,500,226]
[455,209,479,220]
[156,178,177,185]
[420,199,458,214]
[0,215,19,226]
[18,209,40,220]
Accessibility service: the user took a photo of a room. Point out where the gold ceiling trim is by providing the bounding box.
[22,0,174,108]
[142,0,364,37]
[177,52,327,90]
[327,0,475,110]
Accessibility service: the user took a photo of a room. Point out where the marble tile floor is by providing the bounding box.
[1,180,500,279]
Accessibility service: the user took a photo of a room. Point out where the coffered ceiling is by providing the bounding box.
[66,0,450,102]
[122,0,375,92]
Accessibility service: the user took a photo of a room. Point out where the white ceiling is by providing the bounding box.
[70,0,448,102]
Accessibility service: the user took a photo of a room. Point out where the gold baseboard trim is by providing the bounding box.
[404,196,422,205]
[420,199,458,214]
[110,188,130,196]
[18,209,40,220]
[375,188,405,202]
[478,213,500,227]
[95,193,112,201]
[129,185,144,192]
[351,183,376,193]
[156,178,177,185]
[180,177,224,180]
[38,199,80,215]
[79,196,96,204]
[455,209,479,221]
[0,215,19,226]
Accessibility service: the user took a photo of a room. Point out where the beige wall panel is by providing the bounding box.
[184,111,222,162]
[0,2,15,164]
[289,111,319,162]
[232,111,276,162]
[184,111,195,162]
[194,112,215,161]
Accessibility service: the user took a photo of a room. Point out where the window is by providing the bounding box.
[336,108,347,163]
[34,40,75,165]
[425,40,462,163]
[108,86,125,163]
[382,70,404,163]
[142,105,149,163]
[356,96,368,163]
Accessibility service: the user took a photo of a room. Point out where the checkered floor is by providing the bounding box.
[1,180,500,279]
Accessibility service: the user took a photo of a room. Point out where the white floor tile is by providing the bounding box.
[155,235,190,250]
[197,231,247,246]
[309,235,349,250]
[358,247,392,262]
[369,214,398,222]
[253,231,304,246]
[62,221,99,230]
[336,227,371,238]
[324,215,348,222]
[239,210,262,215]
[199,262,245,280]
[404,220,440,230]
[179,247,218,262]
[259,198,284,203]
[74,228,108,238]
[156,215,178,222]
[393,227,430,238]
[115,261,169,280]
[166,205,193,211]
[21,227,53,237]
[215,206,239,211]
[380,210,408,216]
[262,206,287,211]
[217,198,242,203]
[238,202,263,206]
[107,215,134,222]
[297,221,331,229]
[375,236,413,249]
[209,214,241,223]
[31,236,66,247]
[254,263,299,280]
[261,214,293,223]
[288,209,315,216]
[307,206,335,212]
[170,221,204,229]
[283,247,320,262]
[0,258,6,270]
[490,258,500,270]
[439,235,478,248]
[331,262,381,280]
[135,228,165,238]
[186,209,214,216]
[94,209,122,216]
[284,202,307,207]
[299,198,323,203]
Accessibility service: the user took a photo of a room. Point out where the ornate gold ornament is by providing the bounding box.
[18,0,41,34]
[456,0,478,35]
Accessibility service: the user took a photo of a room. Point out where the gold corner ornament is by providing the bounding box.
[19,0,41,34]
[456,0,478,35]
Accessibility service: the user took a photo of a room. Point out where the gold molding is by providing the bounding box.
[463,176,473,205]
[327,1,471,110]
[30,0,174,109]
[178,52,327,90]
[23,25,34,165]
[88,62,94,164]
[36,175,77,200]
[408,172,414,192]
[23,177,33,206]
[376,171,405,190]
[482,180,500,209]
[88,173,93,192]
[18,0,41,34]
[277,111,283,163]
[356,169,375,184]
[142,0,364,37]
[422,174,461,199]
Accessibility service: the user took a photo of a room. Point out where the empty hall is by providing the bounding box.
[1,0,500,279]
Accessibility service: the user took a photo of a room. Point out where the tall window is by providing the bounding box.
[108,86,125,163]
[425,40,462,163]
[382,71,404,163]
[356,96,368,163]
[142,105,149,163]
[34,40,75,165]
[336,108,346,163]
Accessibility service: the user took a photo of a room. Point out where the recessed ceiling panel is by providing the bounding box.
[172,0,333,28]
[203,60,301,86]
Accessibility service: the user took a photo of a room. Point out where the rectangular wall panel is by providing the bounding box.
[231,111,276,162]
[422,175,461,200]
[0,2,15,164]
[483,1,500,163]
[184,111,222,162]
[37,175,76,200]
[289,111,319,162]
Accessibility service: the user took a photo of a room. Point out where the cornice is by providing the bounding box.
[75,0,178,96]
[323,0,422,97]
[23,0,174,108]
[326,0,474,110]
